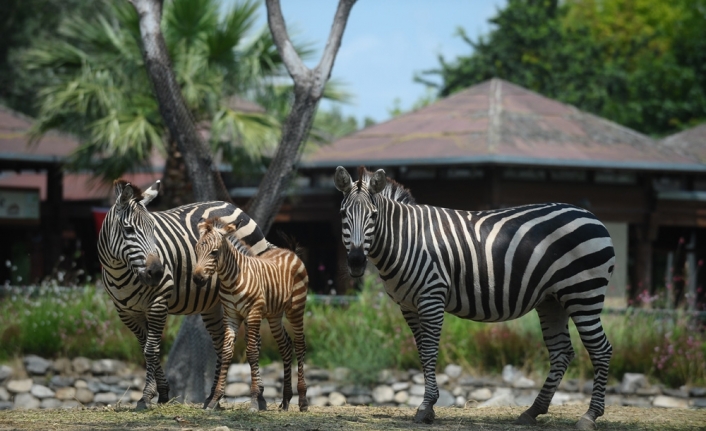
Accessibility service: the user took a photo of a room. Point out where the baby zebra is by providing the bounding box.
[192,217,309,412]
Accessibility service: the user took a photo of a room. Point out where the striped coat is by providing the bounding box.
[335,167,613,430]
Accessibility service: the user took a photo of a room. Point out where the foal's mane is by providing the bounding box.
[357,166,415,204]
[202,217,256,256]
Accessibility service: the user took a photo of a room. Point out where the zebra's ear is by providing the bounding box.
[223,222,237,235]
[141,180,160,206]
[116,182,134,209]
[368,169,387,195]
[334,166,353,194]
[197,218,209,237]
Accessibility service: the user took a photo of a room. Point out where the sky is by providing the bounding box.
[224,0,506,125]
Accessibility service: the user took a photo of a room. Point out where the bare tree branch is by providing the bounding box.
[314,0,356,98]
[265,0,308,81]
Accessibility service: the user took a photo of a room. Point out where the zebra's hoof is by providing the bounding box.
[135,400,149,411]
[299,403,309,412]
[576,416,596,430]
[413,407,435,424]
[515,412,537,425]
[257,396,267,411]
[279,401,290,411]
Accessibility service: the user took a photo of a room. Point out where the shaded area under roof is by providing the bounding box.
[304,79,706,172]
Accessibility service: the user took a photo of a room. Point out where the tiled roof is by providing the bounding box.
[660,123,706,164]
[304,79,706,172]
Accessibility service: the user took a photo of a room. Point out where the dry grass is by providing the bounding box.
[0,403,704,431]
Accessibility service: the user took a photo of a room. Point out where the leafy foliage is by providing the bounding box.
[419,0,706,136]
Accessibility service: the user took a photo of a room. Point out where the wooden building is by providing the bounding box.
[270,79,706,307]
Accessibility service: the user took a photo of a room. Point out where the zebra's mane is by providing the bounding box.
[201,217,257,256]
[114,179,144,200]
[357,167,415,205]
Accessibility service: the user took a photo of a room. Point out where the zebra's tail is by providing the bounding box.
[276,230,304,258]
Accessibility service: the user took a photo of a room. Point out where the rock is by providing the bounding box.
[444,364,463,379]
[393,391,409,404]
[74,380,88,389]
[436,389,455,407]
[409,384,425,396]
[24,355,52,375]
[502,365,519,384]
[690,387,706,397]
[0,387,10,401]
[72,357,92,375]
[663,388,689,398]
[372,385,395,404]
[391,382,409,392]
[512,376,536,389]
[331,367,350,382]
[407,395,424,407]
[620,373,647,394]
[0,365,13,382]
[436,373,450,386]
[7,379,33,393]
[75,388,94,404]
[452,386,465,397]
[621,397,652,408]
[412,374,425,385]
[306,368,330,381]
[91,359,125,376]
[377,369,394,383]
[469,388,492,401]
[347,394,372,405]
[225,383,250,397]
[478,388,516,407]
[30,385,55,399]
[55,387,76,401]
[129,391,142,402]
[339,385,370,397]
[40,398,63,409]
[50,375,75,388]
[310,396,329,407]
[61,400,81,409]
[653,395,689,409]
[262,387,278,398]
[319,384,338,395]
[515,391,539,406]
[636,386,661,396]
[551,391,574,406]
[560,379,580,392]
[52,358,72,374]
[0,401,13,410]
[328,392,346,406]
[691,398,706,408]
[94,392,118,404]
[455,395,466,407]
[13,393,40,409]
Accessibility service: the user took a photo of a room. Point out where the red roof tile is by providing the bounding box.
[660,123,706,164]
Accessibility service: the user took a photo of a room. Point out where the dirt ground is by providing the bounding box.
[0,403,704,431]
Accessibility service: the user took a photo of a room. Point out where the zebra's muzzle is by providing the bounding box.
[138,253,164,286]
[347,246,367,278]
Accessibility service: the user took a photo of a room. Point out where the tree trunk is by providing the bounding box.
[159,140,193,209]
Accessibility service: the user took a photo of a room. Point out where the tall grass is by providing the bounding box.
[1,276,704,388]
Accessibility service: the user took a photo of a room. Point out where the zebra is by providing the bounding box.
[98,179,272,410]
[192,217,309,413]
[334,166,614,430]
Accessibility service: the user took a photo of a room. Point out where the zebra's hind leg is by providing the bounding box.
[571,311,612,430]
[202,304,230,410]
[269,317,294,411]
[245,311,267,412]
[286,305,308,412]
[516,296,574,425]
[402,305,443,424]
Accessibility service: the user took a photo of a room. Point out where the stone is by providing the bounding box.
[407,395,424,407]
[129,391,142,402]
[455,395,466,407]
[551,391,574,406]
[621,397,652,408]
[620,373,647,394]
[452,386,465,397]
[328,392,346,406]
[52,358,72,374]
[339,385,370,397]
[502,365,519,384]
[0,401,13,410]
[0,365,13,382]
[409,384,425,396]
[662,388,689,398]
[306,368,330,382]
[50,375,76,388]
[0,387,9,401]
[377,369,394,383]
[393,391,409,404]
[13,393,40,409]
[319,384,338,395]
[61,400,81,409]
[636,386,661,396]
[74,380,88,389]
[347,394,372,405]
[512,376,536,389]
[72,357,92,375]
[91,359,125,376]
[372,385,395,404]
[310,396,329,407]
[7,379,33,393]
[75,388,94,404]
[444,364,463,379]
[690,387,706,397]
[582,381,593,394]
[24,355,52,375]
[94,392,118,404]
[412,374,425,385]
[436,389,455,407]
[225,383,250,397]
[391,382,409,392]
[40,398,63,409]
[331,367,350,382]
[515,391,539,406]
[436,373,450,386]
[653,395,689,409]
[469,388,492,401]
[55,387,76,401]
[691,398,706,408]
[560,379,580,392]
[262,386,278,398]
[478,388,516,407]
[30,385,55,399]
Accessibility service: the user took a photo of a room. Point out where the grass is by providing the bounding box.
[0,403,704,431]
[1,276,705,389]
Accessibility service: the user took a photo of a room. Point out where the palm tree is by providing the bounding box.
[23,0,294,207]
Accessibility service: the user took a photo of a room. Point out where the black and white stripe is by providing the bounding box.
[98,179,271,410]
[334,167,614,429]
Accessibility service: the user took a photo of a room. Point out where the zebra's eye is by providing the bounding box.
[210,250,218,256]
[370,211,378,219]
[124,225,135,234]
[339,208,346,215]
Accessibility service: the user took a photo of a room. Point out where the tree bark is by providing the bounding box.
[246,0,357,233]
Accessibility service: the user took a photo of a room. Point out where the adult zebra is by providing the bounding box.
[98,179,271,410]
[334,167,614,430]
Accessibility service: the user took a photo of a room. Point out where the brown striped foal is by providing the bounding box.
[192,217,309,412]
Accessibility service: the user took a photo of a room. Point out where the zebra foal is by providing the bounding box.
[334,166,614,430]
[99,179,270,410]
[193,217,309,413]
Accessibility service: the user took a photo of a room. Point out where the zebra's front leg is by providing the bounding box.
[203,308,241,410]
[245,310,266,412]
[132,304,169,410]
[269,317,294,411]
[118,312,153,411]
[402,304,443,424]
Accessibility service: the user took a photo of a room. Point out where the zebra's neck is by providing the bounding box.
[367,196,408,270]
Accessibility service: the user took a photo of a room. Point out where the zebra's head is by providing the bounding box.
[334,166,387,278]
[193,217,236,287]
[111,180,164,287]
